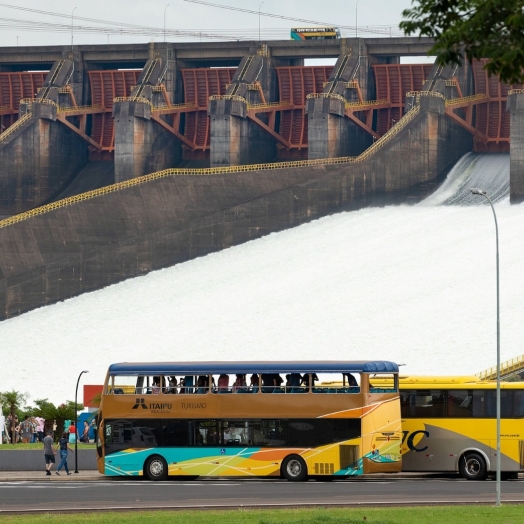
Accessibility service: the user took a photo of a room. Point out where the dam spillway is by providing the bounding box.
[1,156,522,405]
[0,37,523,320]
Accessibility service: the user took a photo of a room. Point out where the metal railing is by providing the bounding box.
[113,96,153,107]
[344,81,359,89]
[0,112,33,143]
[152,102,197,111]
[209,94,248,104]
[345,99,389,108]
[508,89,524,95]
[58,104,104,113]
[405,91,446,101]
[306,93,346,103]
[247,100,292,110]
[355,105,421,163]
[477,354,524,381]
[445,93,489,106]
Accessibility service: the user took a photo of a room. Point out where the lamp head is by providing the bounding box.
[470,188,486,195]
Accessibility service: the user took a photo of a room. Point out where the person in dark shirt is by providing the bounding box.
[55,432,73,475]
[43,430,56,475]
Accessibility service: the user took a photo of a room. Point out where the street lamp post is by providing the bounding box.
[470,187,501,507]
[74,370,89,474]
[164,4,170,43]
[355,0,360,38]
[71,7,77,53]
[258,2,264,41]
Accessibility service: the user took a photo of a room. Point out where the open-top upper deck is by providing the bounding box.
[107,360,399,375]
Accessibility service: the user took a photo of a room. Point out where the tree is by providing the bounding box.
[0,390,28,445]
[400,0,524,84]
[32,399,83,442]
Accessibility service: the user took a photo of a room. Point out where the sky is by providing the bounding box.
[0,0,417,48]
[0,155,522,408]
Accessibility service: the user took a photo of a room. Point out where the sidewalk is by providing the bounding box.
[0,470,104,481]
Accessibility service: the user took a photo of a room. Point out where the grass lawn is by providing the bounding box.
[1,506,523,523]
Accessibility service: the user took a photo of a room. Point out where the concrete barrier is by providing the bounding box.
[0,448,97,471]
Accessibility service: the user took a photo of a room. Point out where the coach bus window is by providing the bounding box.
[472,390,486,416]
[486,390,514,418]
[408,390,445,417]
[447,390,473,417]
[515,390,524,417]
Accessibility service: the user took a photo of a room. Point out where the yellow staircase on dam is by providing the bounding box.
[476,354,524,381]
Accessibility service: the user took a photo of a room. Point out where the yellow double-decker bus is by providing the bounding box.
[96,361,402,481]
[398,376,524,480]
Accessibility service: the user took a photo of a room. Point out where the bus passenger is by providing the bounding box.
[151,377,161,395]
[261,374,275,393]
[250,374,259,393]
[344,373,358,387]
[289,373,302,387]
[196,376,208,394]
[301,373,318,388]
[167,376,177,394]
[218,374,229,392]
[232,374,246,392]
[207,428,217,446]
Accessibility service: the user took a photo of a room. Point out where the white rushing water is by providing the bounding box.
[1,154,523,406]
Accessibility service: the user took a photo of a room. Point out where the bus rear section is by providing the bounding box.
[97,361,402,480]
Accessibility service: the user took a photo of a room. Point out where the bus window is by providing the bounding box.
[486,390,514,418]
[515,390,524,417]
[105,419,162,454]
[448,390,473,417]
[410,389,445,417]
[164,420,190,446]
[472,390,485,417]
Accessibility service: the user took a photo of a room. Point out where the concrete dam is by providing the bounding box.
[0,37,523,319]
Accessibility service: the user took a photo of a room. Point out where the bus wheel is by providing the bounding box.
[459,452,487,481]
[144,455,168,481]
[282,455,308,482]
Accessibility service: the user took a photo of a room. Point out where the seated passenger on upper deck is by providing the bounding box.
[218,374,229,392]
[344,373,358,387]
[289,373,302,387]
[232,374,246,392]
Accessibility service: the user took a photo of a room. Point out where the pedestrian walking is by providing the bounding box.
[43,430,56,475]
[55,432,73,475]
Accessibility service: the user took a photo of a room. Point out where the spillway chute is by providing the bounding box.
[421,153,509,206]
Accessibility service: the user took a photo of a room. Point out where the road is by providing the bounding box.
[0,476,523,513]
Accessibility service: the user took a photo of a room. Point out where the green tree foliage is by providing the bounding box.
[400,0,524,84]
[0,390,28,445]
[32,399,83,441]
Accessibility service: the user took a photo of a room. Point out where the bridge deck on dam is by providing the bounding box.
[0,37,435,65]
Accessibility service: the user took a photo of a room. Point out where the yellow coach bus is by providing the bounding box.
[395,375,524,480]
[96,361,402,481]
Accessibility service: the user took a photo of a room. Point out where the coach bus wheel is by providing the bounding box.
[459,452,487,481]
[144,455,168,481]
[282,455,308,482]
